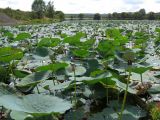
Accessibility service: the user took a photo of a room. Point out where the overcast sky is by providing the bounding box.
[0,0,160,13]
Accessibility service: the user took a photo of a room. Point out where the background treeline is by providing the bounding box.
[106,9,160,20]
[66,9,160,20]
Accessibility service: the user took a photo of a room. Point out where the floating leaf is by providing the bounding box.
[40,80,72,91]
[0,94,72,115]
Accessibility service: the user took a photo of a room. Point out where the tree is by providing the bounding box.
[147,12,155,20]
[46,1,55,18]
[55,11,65,22]
[107,13,112,20]
[137,9,146,19]
[139,9,146,15]
[112,12,118,19]
[32,0,46,19]
[93,13,101,20]
[78,13,84,20]
[70,16,73,20]
[120,12,128,19]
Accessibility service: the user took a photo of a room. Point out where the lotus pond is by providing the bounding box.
[0,20,160,120]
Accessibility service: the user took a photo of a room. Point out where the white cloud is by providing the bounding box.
[0,0,159,13]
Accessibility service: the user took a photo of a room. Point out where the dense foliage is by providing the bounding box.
[0,20,160,120]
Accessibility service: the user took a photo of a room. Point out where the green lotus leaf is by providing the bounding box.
[3,32,14,39]
[130,72,155,82]
[106,28,121,39]
[38,38,61,47]
[63,35,81,46]
[15,32,31,41]
[36,62,68,72]
[65,65,86,76]
[148,84,160,94]
[0,47,23,63]
[16,71,51,87]
[72,49,89,58]
[13,70,30,78]
[0,83,22,106]
[69,73,112,84]
[39,80,72,92]
[131,66,151,74]
[0,94,72,115]
[111,78,137,94]
[10,111,33,120]
[34,47,50,57]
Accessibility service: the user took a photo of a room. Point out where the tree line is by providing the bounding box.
[71,9,160,20]
[107,9,159,20]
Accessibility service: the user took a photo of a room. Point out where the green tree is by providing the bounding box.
[147,12,155,20]
[55,11,65,22]
[70,16,74,20]
[32,0,46,19]
[107,13,112,20]
[46,1,55,18]
[112,12,119,19]
[78,13,84,20]
[120,12,128,19]
[93,13,101,20]
[137,9,146,19]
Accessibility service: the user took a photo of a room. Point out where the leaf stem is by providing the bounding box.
[36,85,40,94]
[73,65,77,107]
[106,88,109,105]
[140,74,143,84]
[119,66,131,120]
